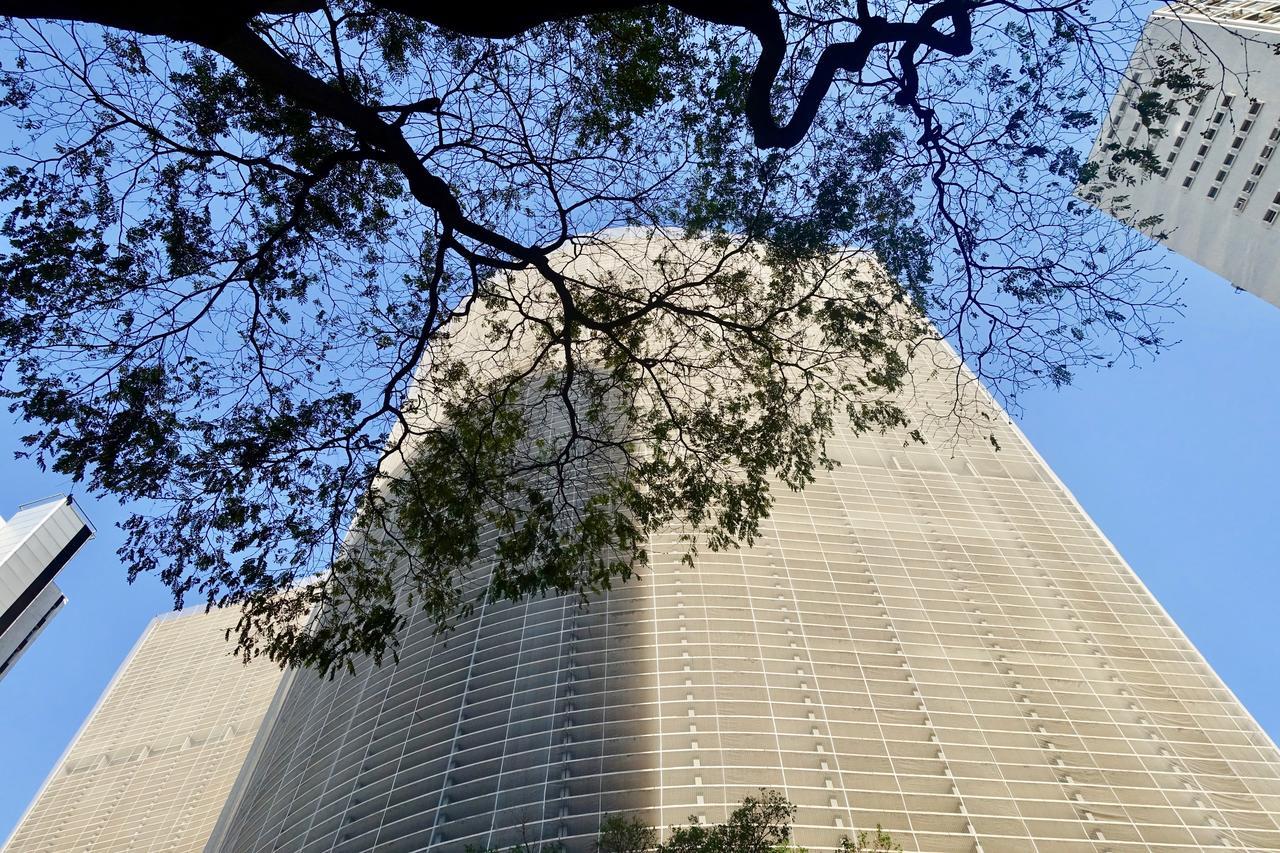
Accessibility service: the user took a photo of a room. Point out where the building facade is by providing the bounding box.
[206,240,1280,852]
[3,606,286,853]
[0,496,93,681]
[1087,0,1280,306]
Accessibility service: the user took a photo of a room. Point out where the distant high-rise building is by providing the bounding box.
[207,239,1280,852]
[0,496,93,680]
[3,606,285,853]
[1086,1,1280,306]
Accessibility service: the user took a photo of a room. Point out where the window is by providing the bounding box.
[1235,124,1280,212]
[1264,191,1280,225]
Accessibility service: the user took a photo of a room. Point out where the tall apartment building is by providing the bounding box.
[0,496,93,681]
[3,606,286,852]
[206,238,1280,852]
[1086,0,1280,307]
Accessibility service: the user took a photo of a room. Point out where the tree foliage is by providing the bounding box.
[465,789,901,852]
[0,1,1237,671]
[653,789,798,853]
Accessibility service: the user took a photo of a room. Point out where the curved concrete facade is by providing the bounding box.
[211,243,1280,852]
[210,576,658,852]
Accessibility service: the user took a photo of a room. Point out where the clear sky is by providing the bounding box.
[1,247,1277,839]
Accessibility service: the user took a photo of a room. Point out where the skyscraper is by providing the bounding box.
[0,496,93,681]
[3,606,285,853]
[1086,0,1280,306]
[207,238,1280,852]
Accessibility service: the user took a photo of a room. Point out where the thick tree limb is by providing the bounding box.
[0,0,979,150]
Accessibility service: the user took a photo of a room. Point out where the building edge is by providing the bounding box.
[1,614,160,850]
[939,333,1280,758]
[203,659,300,853]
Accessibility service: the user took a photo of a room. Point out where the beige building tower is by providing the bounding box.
[1086,1,1280,306]
[3,607,285,853]
[206,238,1280,852]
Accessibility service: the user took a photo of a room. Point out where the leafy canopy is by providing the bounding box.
[0,1,1214,672]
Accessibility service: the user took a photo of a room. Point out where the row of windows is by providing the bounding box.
[1165,92,1280,225]
[1175,1,1280,25]
[1205,99,1264,199]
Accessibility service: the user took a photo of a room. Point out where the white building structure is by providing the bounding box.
[1087,1,1280,307]
[3,606,287,853]
[0,496,93,680]
[205,238,1280,852]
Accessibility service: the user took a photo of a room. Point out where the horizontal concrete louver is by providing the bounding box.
[3,606,285,853]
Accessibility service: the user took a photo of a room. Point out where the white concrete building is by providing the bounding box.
[0,496,93,680]
[205,239,1280,852]
[3,607,286,853]
[1087,1,1280,307]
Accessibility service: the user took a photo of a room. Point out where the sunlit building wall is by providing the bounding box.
[4,607,285,853]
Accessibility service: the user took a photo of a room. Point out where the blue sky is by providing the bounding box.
[1,247,1277,839]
